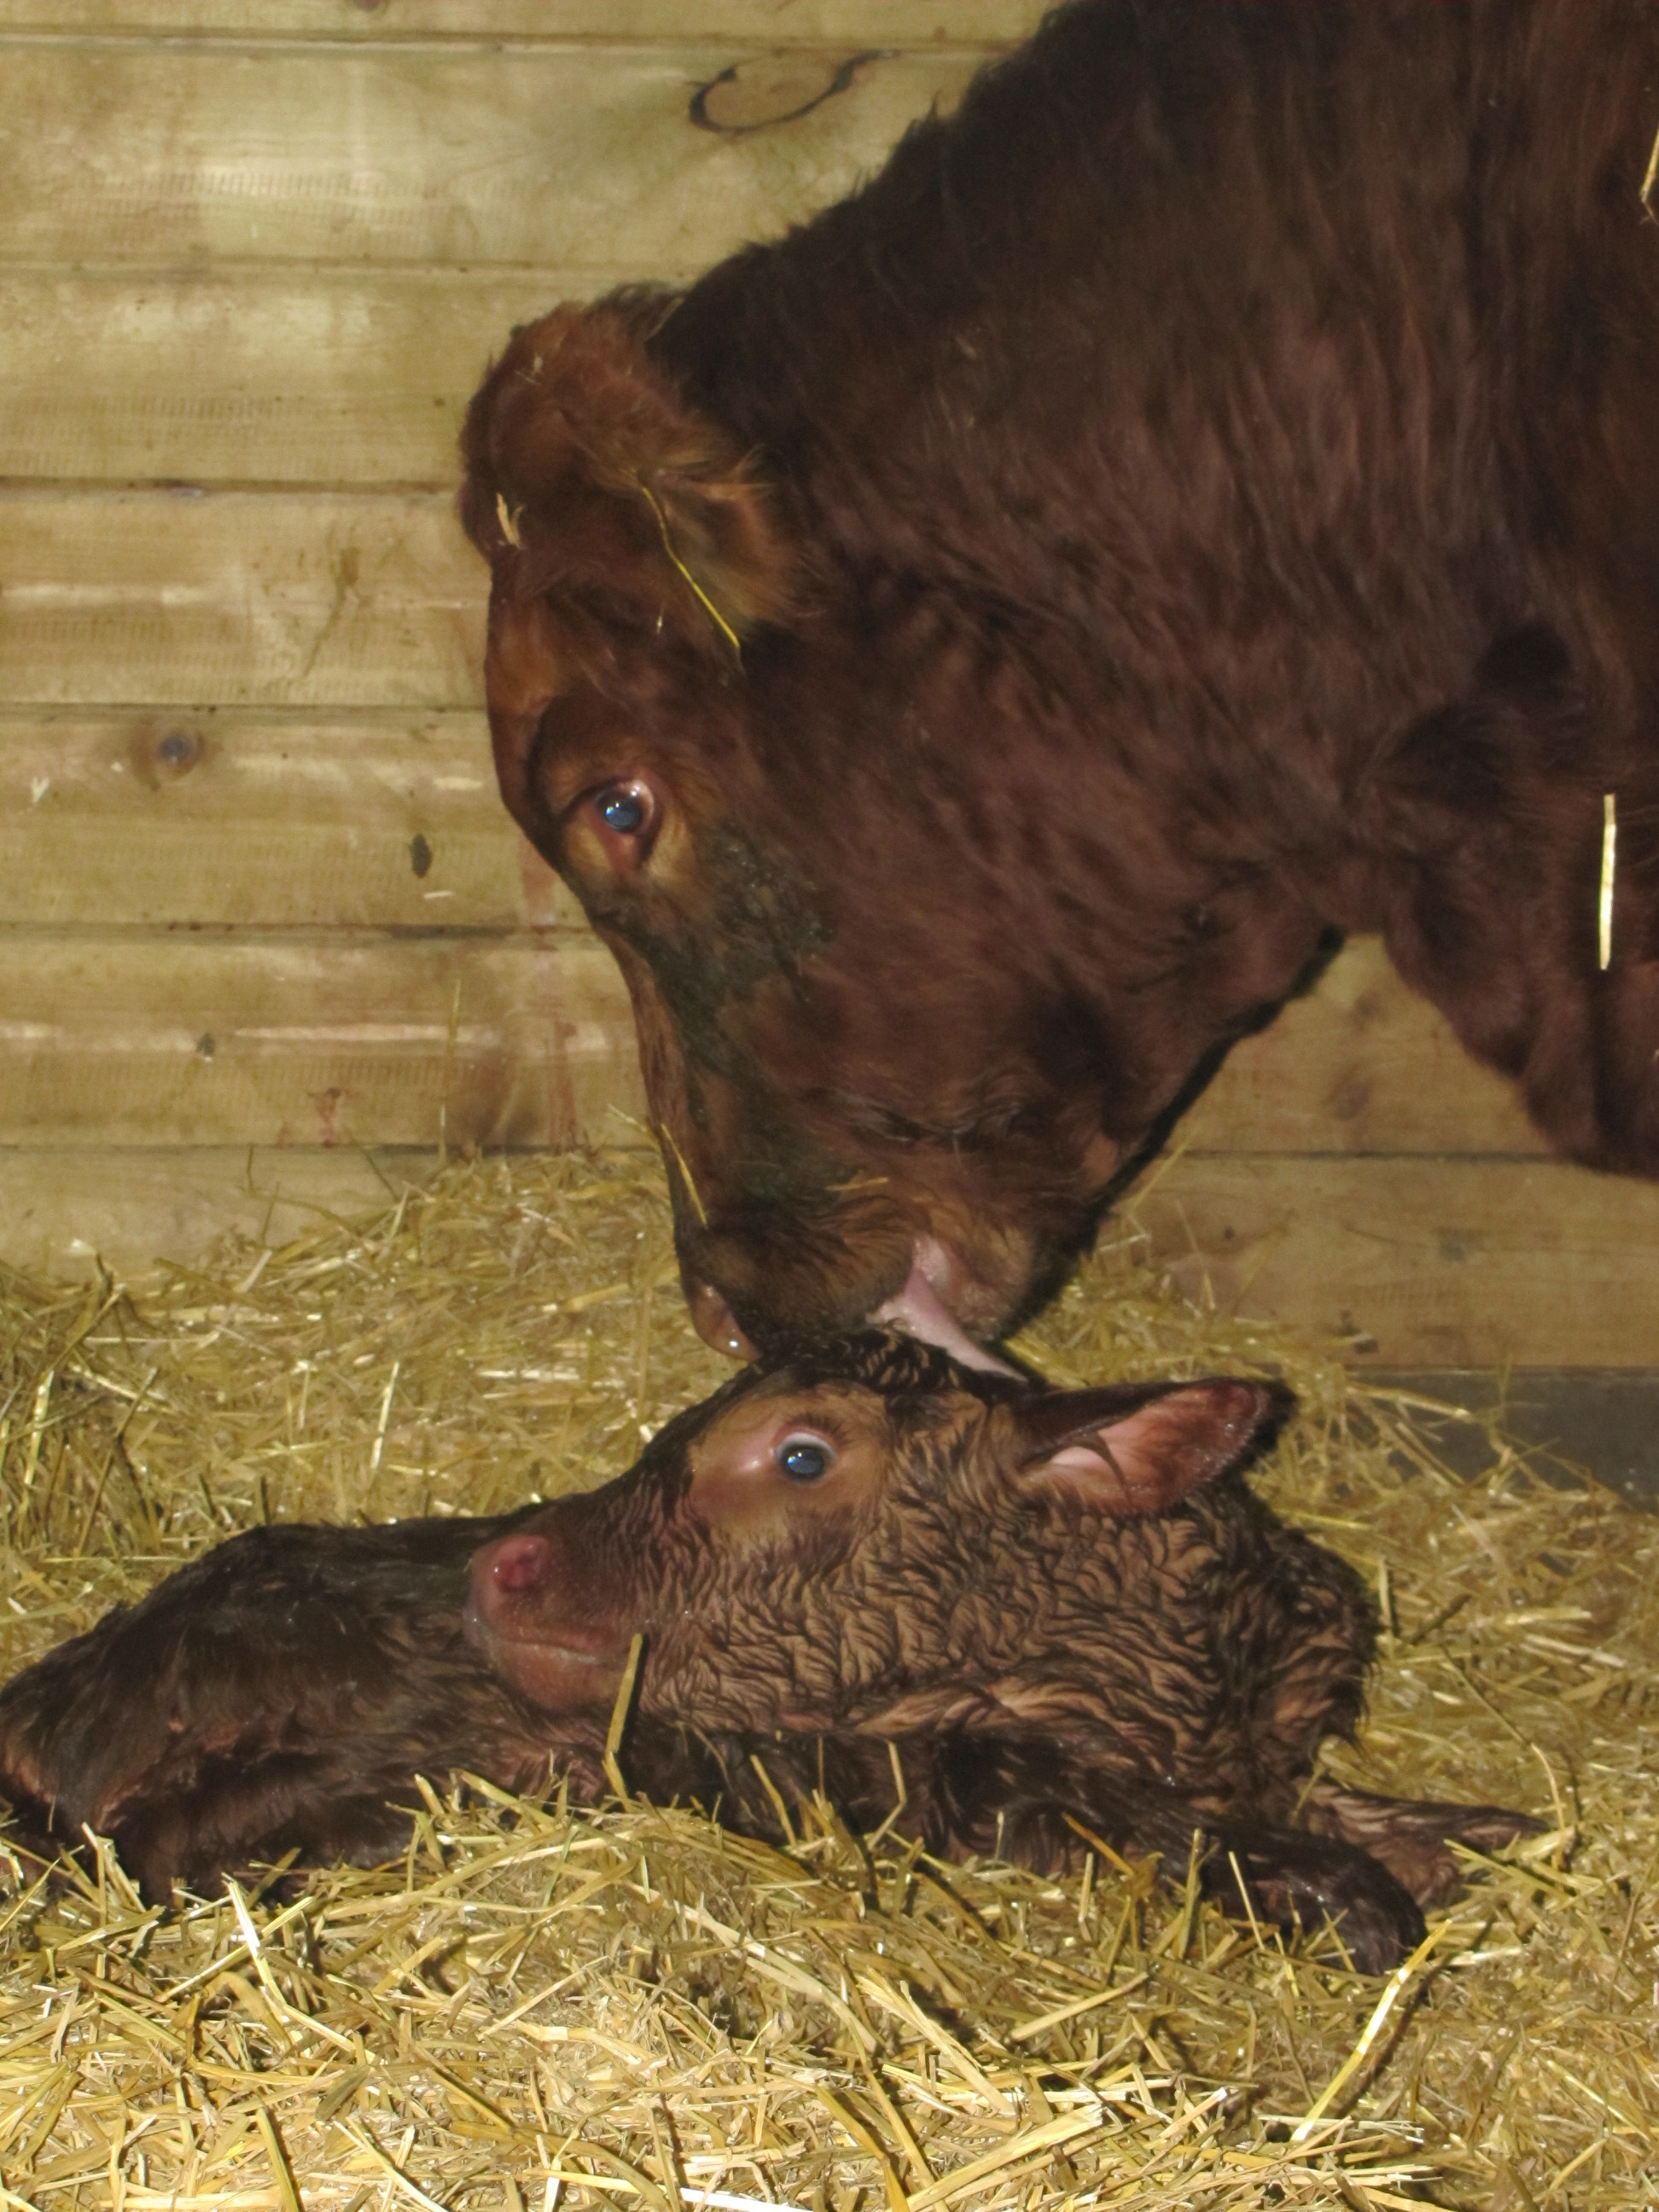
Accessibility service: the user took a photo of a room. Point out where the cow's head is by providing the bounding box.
[461,303,1185,1360]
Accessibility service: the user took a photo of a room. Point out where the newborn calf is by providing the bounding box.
[0,1335,1528,1967]
[474,1330,1533,1961]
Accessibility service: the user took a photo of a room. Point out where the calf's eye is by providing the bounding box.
[775,1434,834,1484]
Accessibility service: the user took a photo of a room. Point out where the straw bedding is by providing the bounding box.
[0,1150,1654,2211]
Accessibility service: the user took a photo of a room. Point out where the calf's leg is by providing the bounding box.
[1299,1776,1541,1909]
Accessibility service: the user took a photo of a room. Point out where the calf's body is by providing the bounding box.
[463,0,1659,1357]
[0,1336,1529,1968]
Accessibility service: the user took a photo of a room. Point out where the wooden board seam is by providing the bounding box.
[0,32,1020,56]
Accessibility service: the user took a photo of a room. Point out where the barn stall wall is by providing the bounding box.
[3,0,1657,1385]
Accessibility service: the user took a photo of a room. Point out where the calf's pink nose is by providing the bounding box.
[489,1533,553,1592]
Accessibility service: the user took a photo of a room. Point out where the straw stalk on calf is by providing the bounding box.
[462,0,1659,1364]
[0,1335,1530,1970]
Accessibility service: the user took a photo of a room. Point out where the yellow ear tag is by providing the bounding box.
[1598,790,1617,971]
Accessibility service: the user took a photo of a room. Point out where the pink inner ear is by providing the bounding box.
[1028,1381,1270,1514]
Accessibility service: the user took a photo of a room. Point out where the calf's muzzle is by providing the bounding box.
[467,1519,634,1714]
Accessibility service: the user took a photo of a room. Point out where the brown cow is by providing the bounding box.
[0,1334,1532,1968]
[461,0,1659,1361]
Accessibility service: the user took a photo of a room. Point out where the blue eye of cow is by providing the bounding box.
[776,1435,834,1483]
[597,785,647,835]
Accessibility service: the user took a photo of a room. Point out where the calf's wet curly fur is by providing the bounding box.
[0,1336,1531,1969]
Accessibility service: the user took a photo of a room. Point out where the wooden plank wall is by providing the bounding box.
[2,0,1656,1368]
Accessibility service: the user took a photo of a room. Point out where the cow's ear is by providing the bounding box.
[641,460,794,646]
[1005,1379,1277,1514]
[459,303,794,656]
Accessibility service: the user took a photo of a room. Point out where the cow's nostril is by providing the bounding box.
[689,1280,759,1361]
[490,1534,553,1592]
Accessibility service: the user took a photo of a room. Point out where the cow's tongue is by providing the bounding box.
[874,1241,1024,1378]
[691,1237,1021,1376]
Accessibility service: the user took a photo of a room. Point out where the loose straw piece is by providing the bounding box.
[656,1122,708,1229]
[1598,792,1617,971]
[340,2123,452,2212]
[369,1359,399,1475]
[1226,1850,1267,1952]
[1643,121,1659,215]
[255,2106,306,2212]
[748,1752,798,1845]
[865,1739,910,1849]
[679,2193,813,2212]
[602,1631,645,1801]
[558,2139,676,2212]
[905,2106,1107,2210]
[634,478,742,658]
[1291,1922,1452,2139]
[543,2180,812,2212]
[1006,1967,1149,2043]
[815,2085,912,2212]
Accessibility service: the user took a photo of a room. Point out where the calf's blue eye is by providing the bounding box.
[597,786,647,835]
[777,1436,833,1483]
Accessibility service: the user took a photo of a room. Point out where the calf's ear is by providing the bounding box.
[1007,1379,1277,1514]
[459,302,795,657]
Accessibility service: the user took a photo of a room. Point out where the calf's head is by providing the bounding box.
[467,1330,1277,1743]
[461,306,1160,1363]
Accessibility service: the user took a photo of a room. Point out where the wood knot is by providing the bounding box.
[130,722,206,787]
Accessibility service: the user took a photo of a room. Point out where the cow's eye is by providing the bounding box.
[576,777,661,871]
[775,1434,835,1484]
[593,782,653,838]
